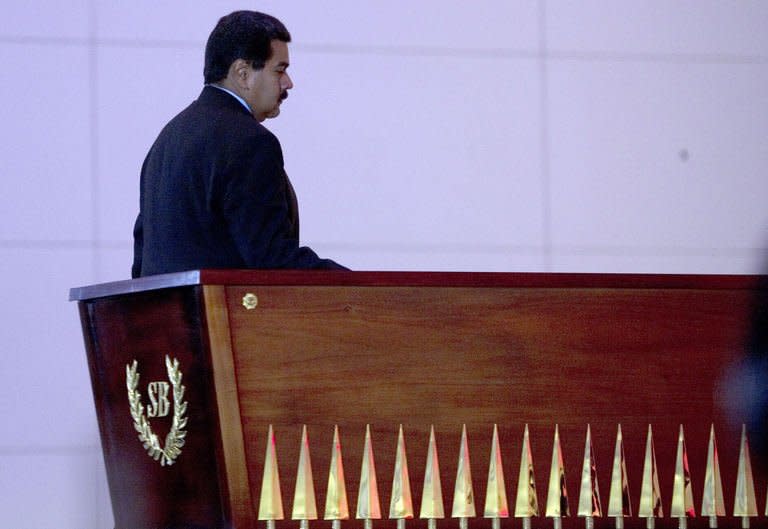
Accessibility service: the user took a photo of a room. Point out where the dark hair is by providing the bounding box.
[203,11,291,84]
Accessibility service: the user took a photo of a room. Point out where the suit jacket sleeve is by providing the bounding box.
[221,133,345,270]
[131,213,143,278]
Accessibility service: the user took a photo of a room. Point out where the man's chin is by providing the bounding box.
[265,107,281,119]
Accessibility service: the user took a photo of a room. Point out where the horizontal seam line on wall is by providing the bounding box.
[1,35,766,64]
[316,242,765,257]
[551,245,765,257]
[0,240,129,249]
[317,243,544,254]
[0,240,762,258]
[293,43,538,59]
[547,49,768,65]
[0,240,93,249]
[0,445,100,456]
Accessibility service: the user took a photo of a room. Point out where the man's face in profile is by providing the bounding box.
[244,40,293,122]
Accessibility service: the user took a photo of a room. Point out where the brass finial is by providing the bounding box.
[324,425,350,529]
[356,425,382,529]
[671,425,695,529]
[259,425,285,529]
[293,425,319,528]
[451,425,476,529]
[577,425,602,529]
[484,424,510,529]
[638,425,663,528]
[733,425,757,528]
[390,425,414,529]
[420,425,445,529]
[607,425,631,528]
[545,425,569,529]
[701,425,724,528]
[515,424,539,529]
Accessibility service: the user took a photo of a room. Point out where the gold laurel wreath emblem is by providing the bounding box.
[126,355,188,466]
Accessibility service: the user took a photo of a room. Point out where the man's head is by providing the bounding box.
[204,11,294,122]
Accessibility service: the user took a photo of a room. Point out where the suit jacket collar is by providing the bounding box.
[197,85,254,117]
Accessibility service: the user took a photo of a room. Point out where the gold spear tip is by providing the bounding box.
[293,425,319,521]
[390,425,414,519]
[324,425,350,521]
[733,424,758,517]
[420,425,445,520]
[638,424,663,519]
[700,424,724,518]
[515,424,539,518]
[577,425,602,518]
[484,424,510,518]
[607,424,631,518]
[452,424,476,519]
[356,424,382,520]
[671,425,695,519]
[259,424,285,521]
[545,424,570,518]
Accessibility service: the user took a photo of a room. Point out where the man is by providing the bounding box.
[132,10,345,277]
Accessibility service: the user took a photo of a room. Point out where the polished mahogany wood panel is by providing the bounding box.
[203,285,255,527]
[224,283,757,529]
[79,286,231,529]
[73,272,765,529]
[70,270,762,301]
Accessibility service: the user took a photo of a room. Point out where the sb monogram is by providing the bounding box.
[126,355,188,466]
[147,381,171,418]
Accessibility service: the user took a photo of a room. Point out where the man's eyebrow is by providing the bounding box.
[276,61,289,68]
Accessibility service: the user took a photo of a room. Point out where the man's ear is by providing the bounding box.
[228,58,250,87]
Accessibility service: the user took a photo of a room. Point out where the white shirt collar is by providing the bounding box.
[206,84,252,114]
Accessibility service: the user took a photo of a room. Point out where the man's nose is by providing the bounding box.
[282,73,293,90]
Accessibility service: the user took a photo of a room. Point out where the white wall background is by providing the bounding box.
[0,1,766,527]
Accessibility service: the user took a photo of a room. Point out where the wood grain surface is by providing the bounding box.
[224,284,756,529]
[75,273,764,529]
[80,287,228,529]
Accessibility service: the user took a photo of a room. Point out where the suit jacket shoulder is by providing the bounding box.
[132,86,346,276]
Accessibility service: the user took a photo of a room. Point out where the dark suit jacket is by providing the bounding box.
[132,86,344,277]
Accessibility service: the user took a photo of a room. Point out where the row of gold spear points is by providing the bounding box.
[258,424,764,529]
